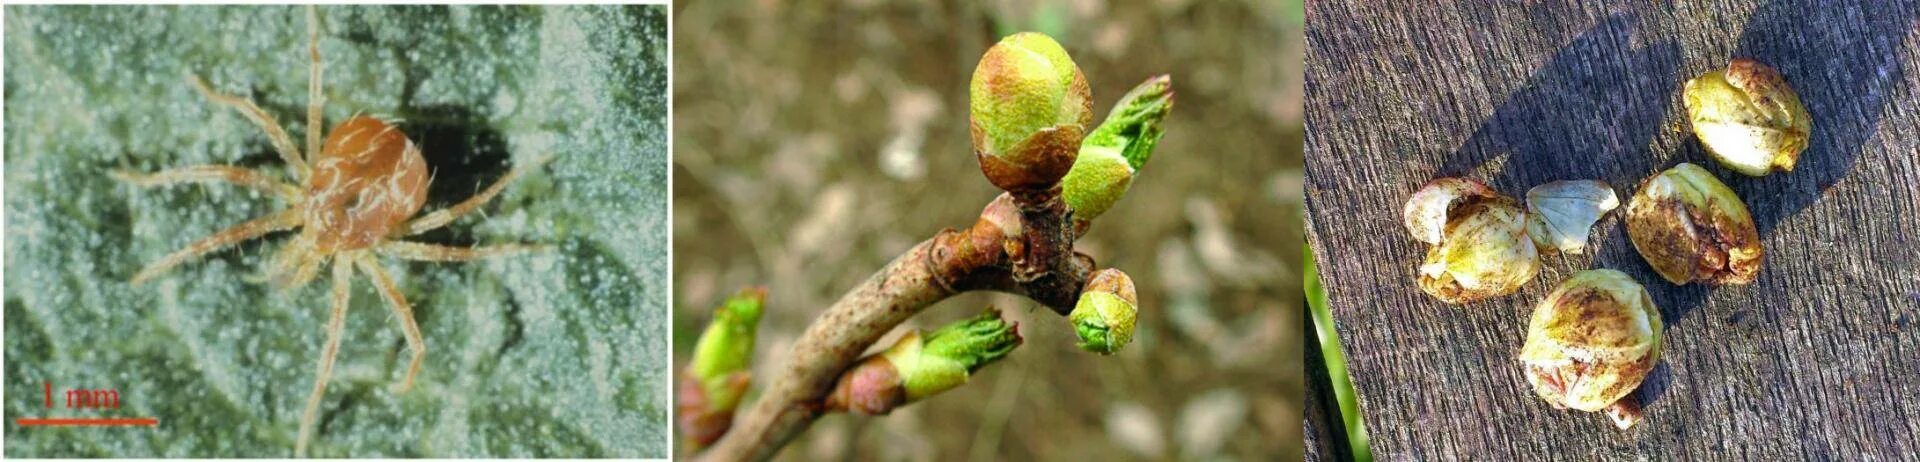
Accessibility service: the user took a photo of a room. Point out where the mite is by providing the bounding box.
[112,6,550,456]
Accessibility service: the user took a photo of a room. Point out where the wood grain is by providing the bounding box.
[1305,1,1920,459]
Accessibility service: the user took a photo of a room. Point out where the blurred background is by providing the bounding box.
[671,1,1303,460]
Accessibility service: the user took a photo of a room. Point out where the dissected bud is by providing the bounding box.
[1414,194,1539,304]
[677,287,766,448]
[825,308,1022,415]
[1624,163,1763,285]
[1069,269,1138,354]
[1403,178,1499,245]
[1683,58,1812,176]
[1062,75,1174,226]
[969,32,1093,192]
[1520,269,1662,429]
[1526,180,1619,254]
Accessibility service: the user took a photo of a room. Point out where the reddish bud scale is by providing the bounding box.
[676,373,749,448]
[823,356,906,415]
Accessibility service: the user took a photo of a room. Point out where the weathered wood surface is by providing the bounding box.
[1306,1,1920,459]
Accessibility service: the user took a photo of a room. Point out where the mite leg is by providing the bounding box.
[355,255,425,393]
[130,209,301,285]
[376,241,547,262]
[295,257,353,458]
[306,5,326,161]
[401,155,554,236]
[111,165,300,202]
[187,74,309,179]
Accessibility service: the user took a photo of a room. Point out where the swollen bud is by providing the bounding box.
[1063,75,1174,225]
[969,32,1092,193]
[1070,269,1138,355]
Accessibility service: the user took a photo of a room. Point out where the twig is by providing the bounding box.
[696,194,1093,461]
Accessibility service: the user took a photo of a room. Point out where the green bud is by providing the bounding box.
[887,308,1023,400]
[1520,269,1662,429]
[1625,163,1763,285]
[1062,75,1174,223]
[969,32,1092,192]
[1070,269,1138,354]
[1684,58,1811,176]
[688,287,766,410]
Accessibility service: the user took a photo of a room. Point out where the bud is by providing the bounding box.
[677,287,766,447]
[1683,58,1811,176]
[1062,75,1174,224]
[688,287,767,399]
[1520,269,1662,429]
[969,32,1093,192]
[1415,196,1539,304]
[1525,180,1619,254]
[1624,163,1763,285]
[1070,269,1138,354]
[825,308,1022,415]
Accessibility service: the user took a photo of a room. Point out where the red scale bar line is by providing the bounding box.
[15,417,159,427]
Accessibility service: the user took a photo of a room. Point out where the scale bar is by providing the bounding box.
[16,417,159,427]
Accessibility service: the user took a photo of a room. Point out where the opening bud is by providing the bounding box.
[678,287,767,448]
[825,308,1022,415]
[1063,75,1174,225]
